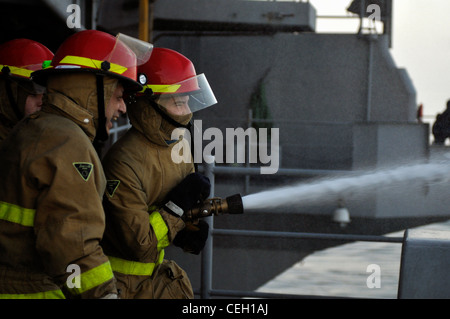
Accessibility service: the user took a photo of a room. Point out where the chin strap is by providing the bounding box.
[92,74,109,158]
[93,74,108,142]
[147,96,191,130]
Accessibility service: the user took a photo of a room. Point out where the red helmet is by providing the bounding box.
[32,30,152,92]
[138,47,217,113]
[0,38,53,79]
[140,47,199,94]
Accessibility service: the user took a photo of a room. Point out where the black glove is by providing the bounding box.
[164,173,211,218]
[173,220,209,255]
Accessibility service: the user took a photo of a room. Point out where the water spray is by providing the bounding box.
[241,162,450,211]
[185,161,450,223]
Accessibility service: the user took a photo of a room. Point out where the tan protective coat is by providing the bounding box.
[102,97,195,299]
[0,73,118,298]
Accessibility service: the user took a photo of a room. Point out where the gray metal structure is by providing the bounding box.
[2,0,450,297]
[105,0,442,221]
[398,229,450,299]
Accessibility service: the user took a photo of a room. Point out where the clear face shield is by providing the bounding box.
[116,33,153,67]
[105,33,153,78]
[153,73,217,116]
[1,63,49,95]
[21,81,46,95]
[13,77,47,95]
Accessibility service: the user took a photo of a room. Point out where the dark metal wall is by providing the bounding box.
[0,0,74,51]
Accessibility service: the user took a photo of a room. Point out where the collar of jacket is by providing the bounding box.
[42,92,96,141]
[42,73,118,143]
[128,97,180,147]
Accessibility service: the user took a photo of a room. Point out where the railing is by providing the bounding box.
[108,124,406,298]
[110,121,131,144]
[198,159,405,299]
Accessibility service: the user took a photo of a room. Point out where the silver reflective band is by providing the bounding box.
[165,201,184,217]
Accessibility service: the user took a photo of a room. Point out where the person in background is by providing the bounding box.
[0,30,151,299]
[432,100,450,145]
[0,38,54,143]
[101,47,217,298]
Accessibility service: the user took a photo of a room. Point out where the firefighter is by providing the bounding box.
[101,47,217,298]
[0,30,152,299]
[0,39,54,142]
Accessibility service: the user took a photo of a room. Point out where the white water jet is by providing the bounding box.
[242,162,450,210]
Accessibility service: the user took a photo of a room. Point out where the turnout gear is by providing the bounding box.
[164,172,211,217]
[32,31,151,92]
[0,38,53,141]
[102,47,216,299]
[32,30,152,142]
[0,32,149,299]
[173,220,209,255]
[101,97,196,299]
[0,38,53,81]
[0,109,116,299]
[164,173,211,255]
[138,47,217,114]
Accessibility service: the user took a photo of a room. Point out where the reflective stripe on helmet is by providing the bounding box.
[0,289,66,299]
[0,64,33,78]
[57,55,128,75]
[0,201,35,227]
[66,261,114,295]
[143,84,181,93]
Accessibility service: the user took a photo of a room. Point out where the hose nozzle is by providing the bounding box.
[184,194,244,221]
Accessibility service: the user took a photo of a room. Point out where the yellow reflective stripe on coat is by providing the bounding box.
[149,211,170,250]
[109,256,157,276]
[109,252,164,276]
[58,56,128,75]
[0,289,65,299]
[0,64,33,78]
[66,261,114,295]
[0,201,35,227]
[143,84,181,93]
[109,210,167,276]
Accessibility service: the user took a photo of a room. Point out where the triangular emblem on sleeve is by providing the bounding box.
[73,162,93,181]
[106,180,120,198]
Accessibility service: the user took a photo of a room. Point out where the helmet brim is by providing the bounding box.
[31,68,143,93]
[143,73,217,114]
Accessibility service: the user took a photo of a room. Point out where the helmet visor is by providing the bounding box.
[108,33,153,71]
[16,78,47,95]
[1,64,47,94]
[152,73,217,115]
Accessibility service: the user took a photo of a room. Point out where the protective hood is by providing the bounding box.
[128,95,192,147]
[42,73,118,141]
[0,78,29,140]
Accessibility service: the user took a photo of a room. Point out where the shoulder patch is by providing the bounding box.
[73,162,93,181]
[106,180,120,198]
